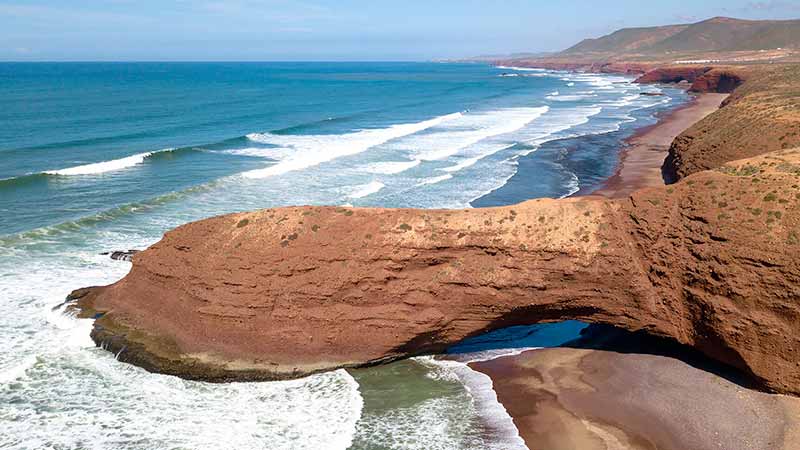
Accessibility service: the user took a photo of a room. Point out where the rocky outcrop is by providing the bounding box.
[634,65,745,93]
[634,66,713,84]
[690,68,746,93]
[70,150,800,394]
[100,250,140,262]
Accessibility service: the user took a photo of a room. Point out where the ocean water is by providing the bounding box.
[0,62,687,449]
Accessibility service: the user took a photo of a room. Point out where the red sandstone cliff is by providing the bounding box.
[71,150,800,394]
[632,65,747,93]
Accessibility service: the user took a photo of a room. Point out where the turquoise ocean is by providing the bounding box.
[0,62,687,449]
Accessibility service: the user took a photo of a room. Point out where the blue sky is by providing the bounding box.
[1,0,799,61]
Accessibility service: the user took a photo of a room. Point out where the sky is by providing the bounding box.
[1,0,799,61]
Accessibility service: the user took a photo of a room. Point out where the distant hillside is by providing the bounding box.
[563,17,800,55]
[564,24,688,54]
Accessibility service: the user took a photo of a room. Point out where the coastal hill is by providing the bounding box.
[562,23,690,54]
[564,17,800,55]
[502,16,800,68]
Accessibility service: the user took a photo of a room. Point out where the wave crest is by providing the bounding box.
[43,149,175,176]
[241,113,463,179]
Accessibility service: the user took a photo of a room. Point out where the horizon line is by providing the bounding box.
[0,59,470,64]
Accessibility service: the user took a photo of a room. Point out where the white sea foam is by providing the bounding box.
[413,349,540,450]
[495,66,545,72]
[630,97,671,111]
[348,181,385,199]
[603,93,641,107]
[515,105,603,155]
[358,160,421,174]
[355,395,496,449]
[408,107,548,162]
[224,147,296,159]
[0,354,36,385]
[559,171,581,198]
[354,351,533,450]
[440,141,520,174]
[416,174,453,186]
[43,150,170,176]
[547,93,597,101]
[0,245,366,450]
[435,103,606,206]
[241,112,462,179]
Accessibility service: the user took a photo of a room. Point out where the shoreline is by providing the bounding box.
[469,348,800,450]
[474,76,691,208]
[590,91,728,198]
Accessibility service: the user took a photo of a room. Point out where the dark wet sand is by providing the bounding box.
[592,93,728,198]
[470,348,800,450]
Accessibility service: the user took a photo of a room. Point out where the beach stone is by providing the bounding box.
[100,250,140,262]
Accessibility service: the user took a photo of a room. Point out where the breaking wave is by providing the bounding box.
[241,112,463,179]
[43,149,176,176]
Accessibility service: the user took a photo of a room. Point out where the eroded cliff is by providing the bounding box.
[71,150,800,394]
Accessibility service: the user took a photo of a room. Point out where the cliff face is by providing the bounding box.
[689,68,746,93]
[664,65,800,180]
[632,65,746,93]
[71,150,800,394]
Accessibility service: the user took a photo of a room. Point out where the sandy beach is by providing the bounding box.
[592,92,728,198]
[470,348,800,450]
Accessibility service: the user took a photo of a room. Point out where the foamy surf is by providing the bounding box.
[547,93,598,101]
[408,107,549,162]
[559,172,581,198]
[495,66,546,72]
[241,112,462,179]
[223,147,297,159]
[439,140,520,174]
[415,349,541,450]
[0,354,37,385]
[416,174,453,187]
[348,181,385,199]
[43,150,172,176]
[358,159,421,174]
